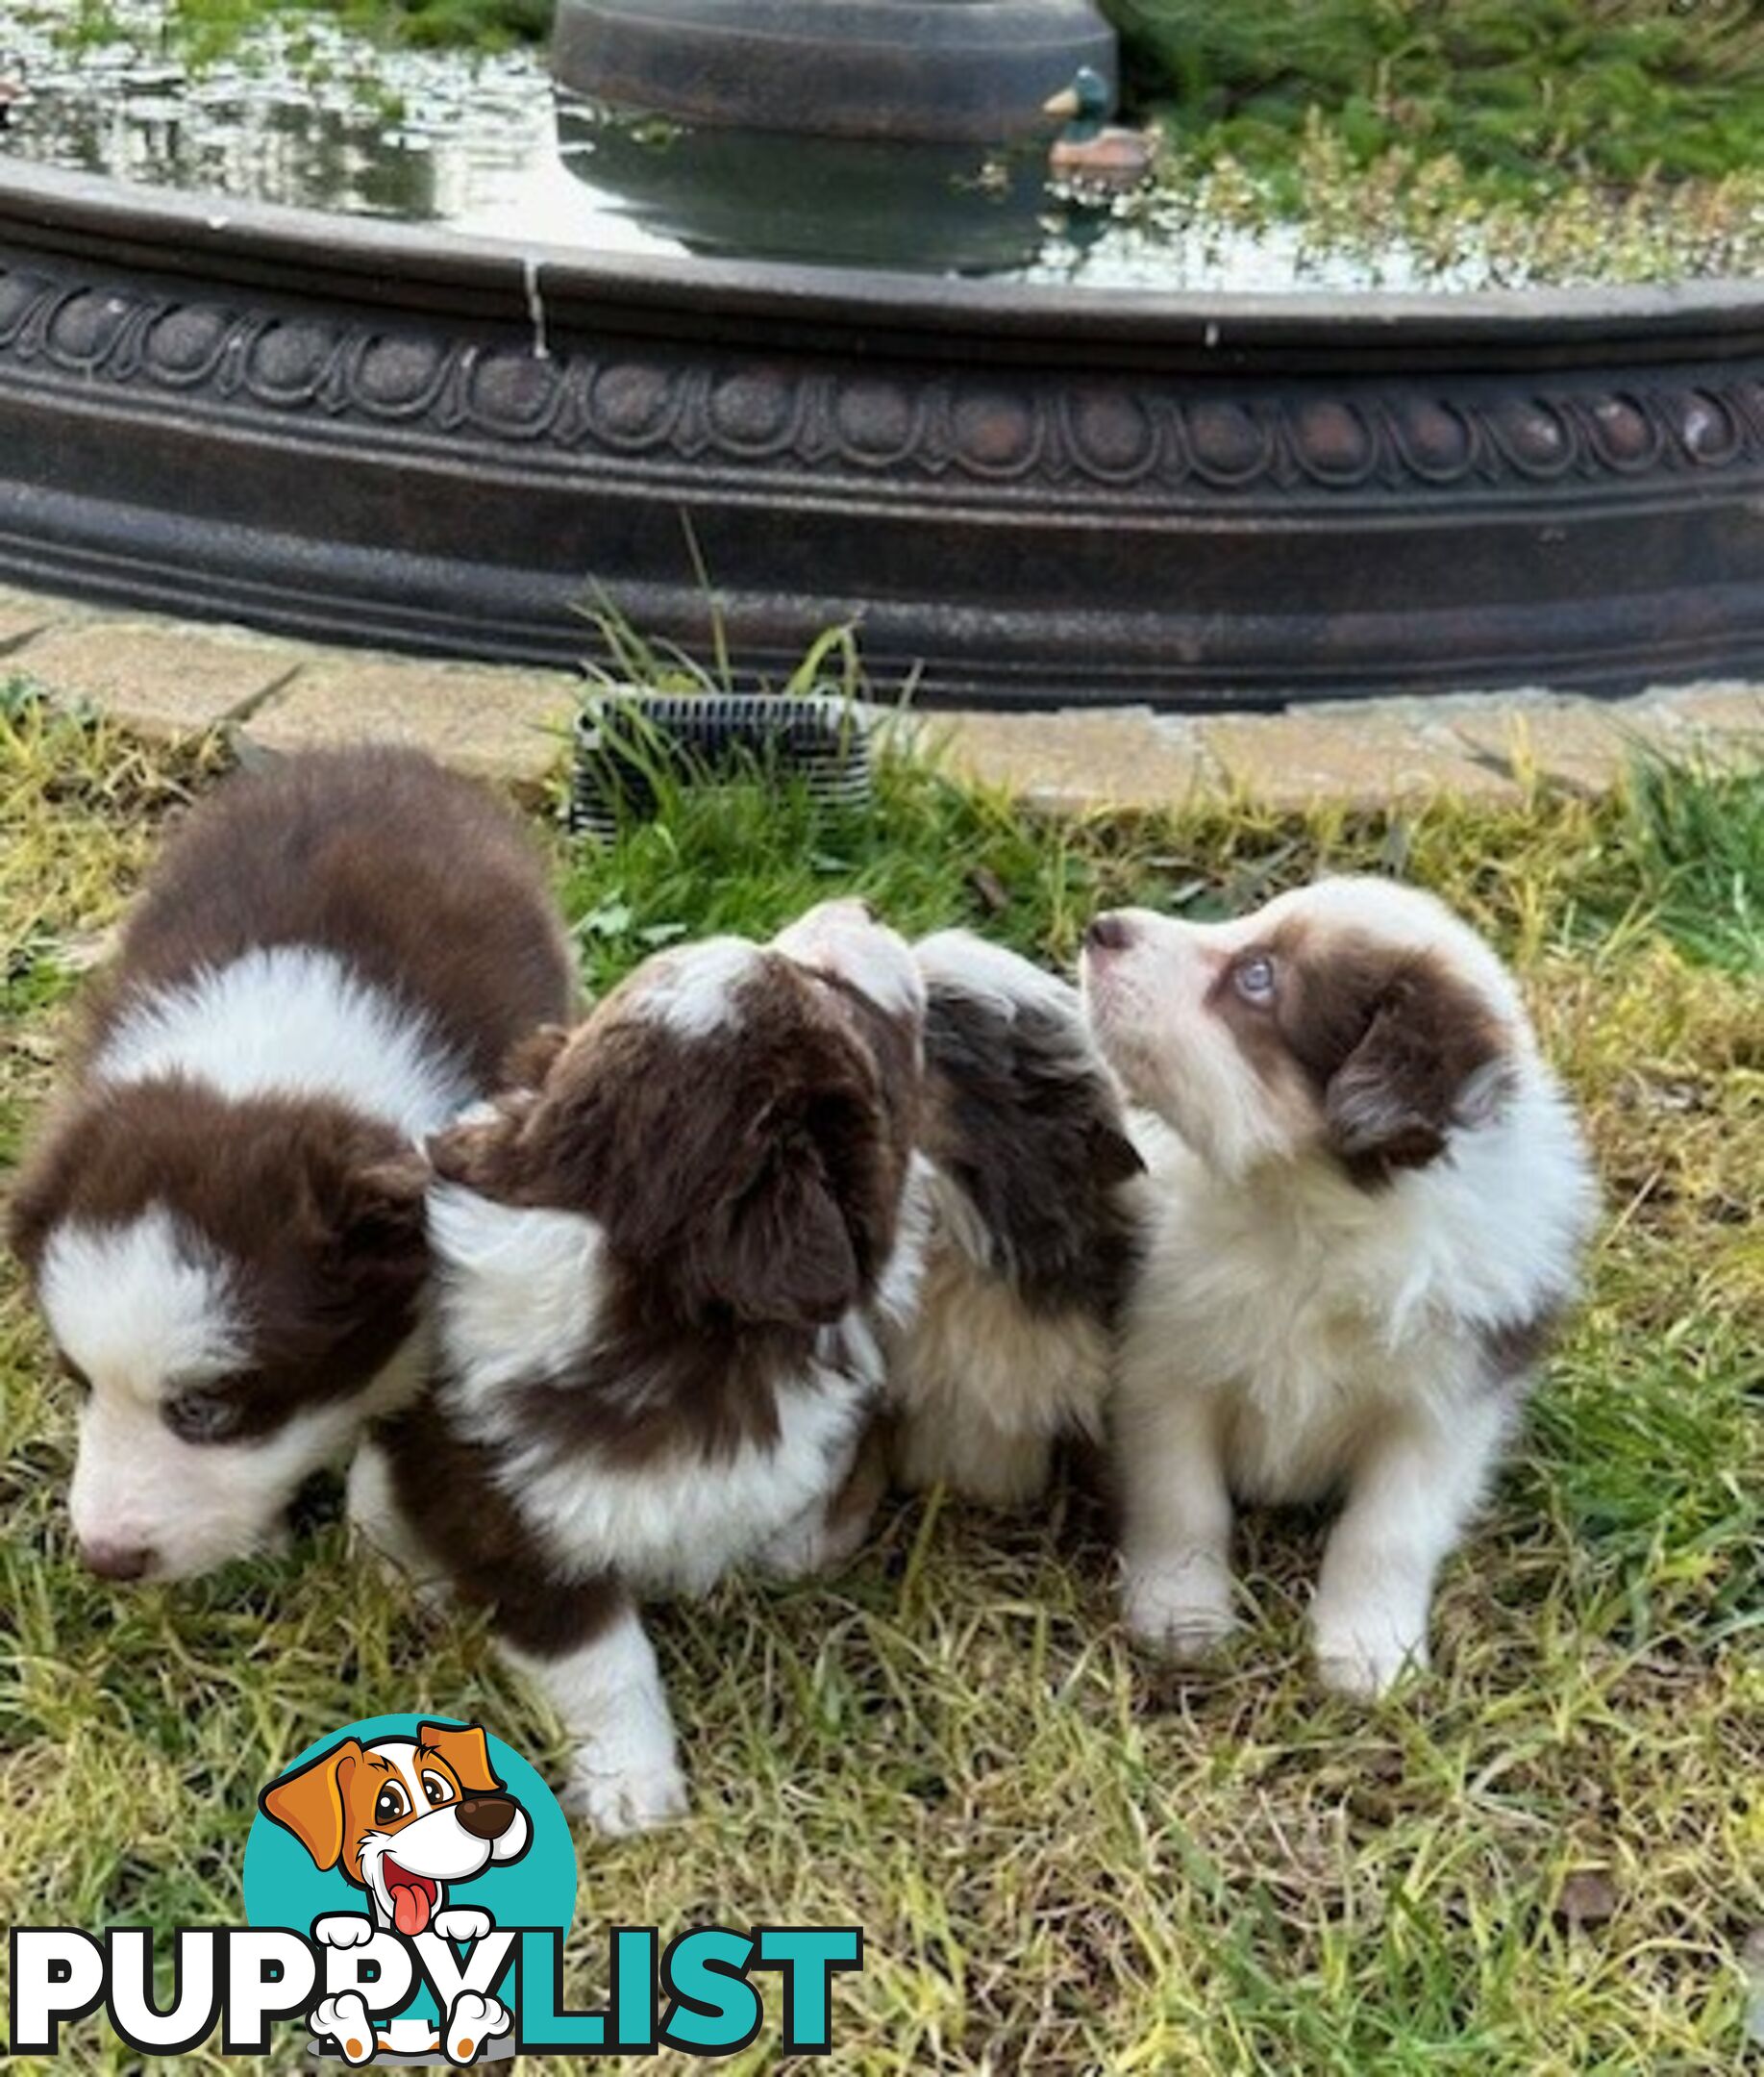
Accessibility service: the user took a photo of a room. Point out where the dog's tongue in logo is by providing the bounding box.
[259,1722,531,1948]
[383,1860,438,1938]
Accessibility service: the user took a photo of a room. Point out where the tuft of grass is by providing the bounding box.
[1,692,1759,2072]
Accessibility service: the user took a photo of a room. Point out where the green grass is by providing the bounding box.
[1106,0,1764,197]
[54,0,550,60]
[1,689,1760,2071]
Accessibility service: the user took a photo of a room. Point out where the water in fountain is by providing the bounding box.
[1,0,1757,288]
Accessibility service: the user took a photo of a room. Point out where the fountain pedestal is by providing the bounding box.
[552,0,1118,142]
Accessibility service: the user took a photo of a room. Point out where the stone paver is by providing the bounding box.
[1439,695,1638,793]
[241,654,580,789]
[16,620,305,736]
[0,577,1757,810]
[926,709,1214,813]
[0,587,61,655]
[1647,682,1764,759]
[1198,707,1520,809]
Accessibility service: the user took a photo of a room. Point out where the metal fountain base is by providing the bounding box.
[2,163,1764,708]
[552,0,1118,141]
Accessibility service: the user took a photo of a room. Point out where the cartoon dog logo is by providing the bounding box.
[261,1721,529,2064]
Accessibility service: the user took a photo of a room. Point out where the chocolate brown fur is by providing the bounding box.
[1213,924,1511,1185]
[70,746,578,1085]
[10,746,576,1430]
[920,975,1144,1322]
[434,957,915,1332]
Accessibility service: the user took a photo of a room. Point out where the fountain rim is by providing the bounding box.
[5,159,1764,368]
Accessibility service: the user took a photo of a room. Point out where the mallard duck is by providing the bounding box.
[1044,65,1155,186]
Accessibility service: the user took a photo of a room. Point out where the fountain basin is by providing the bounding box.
[552,0,1118,142]
[2,160,1763,707]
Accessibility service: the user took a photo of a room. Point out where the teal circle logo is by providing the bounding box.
[244,1714,576,1939]
[242,1714,575,2061]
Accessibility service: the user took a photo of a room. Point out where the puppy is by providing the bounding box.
[350,898,928,1833]
[8,746,575,1582]
[261,1719,525,2064]
[1081,876,1597,1698]
[889,930,1145,1507]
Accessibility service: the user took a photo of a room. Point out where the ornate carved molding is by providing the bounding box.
[3,160,1764,702]
[3,257,1760,503]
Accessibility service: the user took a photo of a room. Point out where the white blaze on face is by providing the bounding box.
[37,1206,361,1578]
[1081,906,1309,1177]
[772,898,925,1022]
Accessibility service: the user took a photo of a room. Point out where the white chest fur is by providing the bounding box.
[504,1364,876,1595]
[1123,1087,1592,1506]
[431,1188,889,1597]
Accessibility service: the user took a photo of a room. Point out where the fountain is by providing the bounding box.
[552,0,1116,141]
[0,3,1761,706]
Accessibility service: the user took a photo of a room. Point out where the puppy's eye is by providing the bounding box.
[421,1771,454,1807]
[1232,955,1277,1004]
[162,1388,244,1444]
[374,1783,410,1825]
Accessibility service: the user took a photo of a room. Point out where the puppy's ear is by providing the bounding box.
[341,1151,431,1245]
[501,1023,571,1095]
[428,1113,521,1197]
[1088,1117,1147,1187]
[260,1738,365,1872]
[313,1148,430,1296]
[417,1721,503,1796]
[1324,967,1507,1179]
[694,1139,863,1327]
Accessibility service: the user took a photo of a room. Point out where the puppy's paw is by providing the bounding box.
[432,1906,493,1944]
[1122,1554,1241,1662]
[311,1992,376,2064]
[562,1748,690,1836]
[1311,1598,1428,1701]
[445,1989,511,2064]
[312,1913,376,1949]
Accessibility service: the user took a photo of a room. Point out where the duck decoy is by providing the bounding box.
[1044,65,1155,186]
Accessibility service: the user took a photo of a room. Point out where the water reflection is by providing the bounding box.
[0,0,1740,288]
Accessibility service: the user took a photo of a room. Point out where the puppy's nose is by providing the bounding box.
[1084,913,1136,954]
[80,1539,153,1581]
[456,1794,516,1840]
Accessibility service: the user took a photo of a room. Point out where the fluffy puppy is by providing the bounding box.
[7,746,575,1582]
[350,899,928,1834]
[888,930,1145,1507]
[1081,877,1597,1698]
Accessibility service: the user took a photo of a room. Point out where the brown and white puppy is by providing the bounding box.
[7,747,575,1582]
[348,898,928,1834]
[1081,877,1596,1698]
[889,930,1145,1506]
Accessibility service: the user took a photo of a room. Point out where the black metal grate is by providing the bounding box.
[570,690,875,838]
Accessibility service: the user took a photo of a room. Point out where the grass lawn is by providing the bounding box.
[1,688,1760,2071]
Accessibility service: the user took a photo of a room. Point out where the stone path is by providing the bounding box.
[1,583,1757,809]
